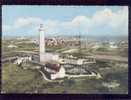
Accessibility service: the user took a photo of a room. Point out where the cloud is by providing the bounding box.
[3,6,128,36]
[44,7,128,36]
[42,16,90,36]
[90,7,128,34]
[72,16,90,27]
[14,17,43,29]
[3,17,43,32]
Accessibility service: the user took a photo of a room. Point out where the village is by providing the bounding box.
[2,24,128,93]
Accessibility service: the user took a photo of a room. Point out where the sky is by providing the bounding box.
[2,6,128,37]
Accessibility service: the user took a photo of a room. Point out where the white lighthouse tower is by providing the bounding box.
[39,24,45,62]
[38,24,66,80]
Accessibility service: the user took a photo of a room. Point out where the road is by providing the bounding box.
[2,50,128,63]
[94,55,128,63]
[2,57,18,63]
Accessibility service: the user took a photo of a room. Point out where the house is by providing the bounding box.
[8,44,17,48]
[14,56,32,65]
[109,42,118,49]
[43,62,65,80]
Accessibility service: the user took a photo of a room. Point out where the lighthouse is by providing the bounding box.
[38,24,60,63]
[39,24,45,62]
[38,24,66,80]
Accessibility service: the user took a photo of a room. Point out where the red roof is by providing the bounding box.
[45,63,61,72]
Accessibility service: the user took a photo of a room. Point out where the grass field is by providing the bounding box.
[2,39,128,93]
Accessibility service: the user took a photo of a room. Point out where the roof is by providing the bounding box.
[45,63,61,72]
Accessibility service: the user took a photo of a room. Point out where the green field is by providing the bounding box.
[2,61,128,93]
[2,39,128,93]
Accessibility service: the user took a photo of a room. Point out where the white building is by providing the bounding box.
[61,57,95,65]
[14,56,32,65]
[38,24,66,80]
[50,66,65,80]
[44,62,65,80]
[8,44,17,48]
[109,42,118,49]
